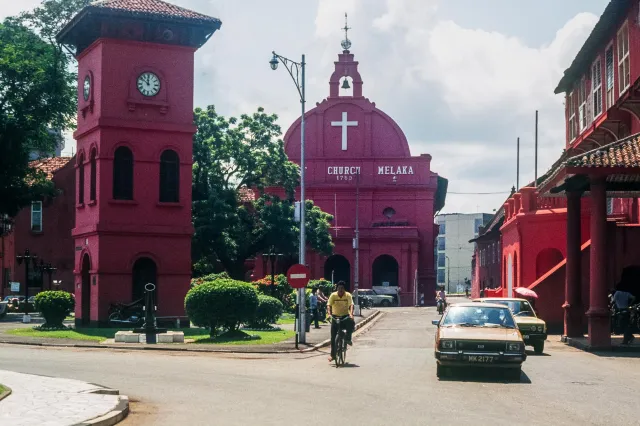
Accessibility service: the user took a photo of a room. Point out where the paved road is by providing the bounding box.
[1,307,639,425]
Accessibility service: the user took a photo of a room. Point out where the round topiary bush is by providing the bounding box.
[250,295,284,328]
[34,291,75,330]
[184,278,259,337]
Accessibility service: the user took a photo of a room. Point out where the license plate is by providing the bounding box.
[468,355,494,363]
[524,335,530,340]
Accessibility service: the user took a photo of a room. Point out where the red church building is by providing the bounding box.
[55,0,221,326]
[476,0,640,348]
[253,38,447,305]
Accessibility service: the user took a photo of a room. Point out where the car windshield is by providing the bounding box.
[487,300,536,317]
[360,290,372,295]
[441,306,516,328]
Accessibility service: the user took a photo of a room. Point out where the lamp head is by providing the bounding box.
[269,53,279,71]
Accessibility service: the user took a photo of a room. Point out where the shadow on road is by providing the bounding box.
[525,350,551,357]
[333,363,360,369]
[439,368,531,384]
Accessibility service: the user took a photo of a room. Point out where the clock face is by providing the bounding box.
[83,75,91,101]
[137,72,161,97]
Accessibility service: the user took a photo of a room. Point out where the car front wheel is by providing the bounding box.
[533,341,545,355]
[381,300,391,307]
[436,364,446,378]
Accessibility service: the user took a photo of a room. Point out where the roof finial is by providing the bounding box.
[341,13,352,51]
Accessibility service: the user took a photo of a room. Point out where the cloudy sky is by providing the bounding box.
[2,0,609,213]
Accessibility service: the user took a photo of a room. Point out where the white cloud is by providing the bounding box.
[373,0,438,32]
[0,0,40,21]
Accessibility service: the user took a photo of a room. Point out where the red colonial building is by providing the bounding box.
[477,0,640,348]
[253,39,447,305]
[470,202,506,299]
[2,158,76,299]
[54,0,220,326]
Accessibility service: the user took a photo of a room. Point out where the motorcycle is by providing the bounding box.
[436,298,447,315]
[359,295,373,310]
[108,298,144,327]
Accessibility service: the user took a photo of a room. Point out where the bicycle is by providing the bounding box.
[332,315,349,367]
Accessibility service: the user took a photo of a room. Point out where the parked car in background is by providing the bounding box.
[475,298,547,354]
[2,296,25,303]
[432,302,527,379]
[357,289,395,307]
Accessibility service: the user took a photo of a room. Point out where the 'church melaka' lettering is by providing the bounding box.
[327,166,361,175]
[378,166,414,175]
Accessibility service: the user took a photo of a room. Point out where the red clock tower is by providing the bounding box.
[57,0,221,326]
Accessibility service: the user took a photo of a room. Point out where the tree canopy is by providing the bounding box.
[192,106,333,279]
[0,18,75,217]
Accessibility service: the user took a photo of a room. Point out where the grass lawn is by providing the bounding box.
[277,313,296,325]
[6,327,295,345]
[0,384,7,394]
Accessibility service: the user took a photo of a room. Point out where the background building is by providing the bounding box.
[435,213,492,293]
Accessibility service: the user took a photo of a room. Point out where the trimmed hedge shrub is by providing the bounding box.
[250,295,284,328]
[190,272,231,288]
[185,278,259,337]
[34,291,75,329]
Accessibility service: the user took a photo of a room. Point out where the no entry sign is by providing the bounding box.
[287,264,311,289]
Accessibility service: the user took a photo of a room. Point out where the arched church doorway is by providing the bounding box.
[81,254,91,326]
[324,255,350,290]
[372,255,399,288]
[132,257,157,304]
[536,248,563,279]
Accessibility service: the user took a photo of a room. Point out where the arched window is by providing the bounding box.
[113,146,133,200]
[90,149,97,201]
[78,153,85,204]
[159,149,180,203]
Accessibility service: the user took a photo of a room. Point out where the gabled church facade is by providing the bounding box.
[255,37,447,305]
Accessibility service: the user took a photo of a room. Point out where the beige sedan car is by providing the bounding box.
[432,302,527,379]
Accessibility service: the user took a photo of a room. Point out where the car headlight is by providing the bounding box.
[441,340,455,350]
[508,343,522,352]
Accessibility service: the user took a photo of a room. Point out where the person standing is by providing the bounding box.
[613,287,636,344]
[310,288,321,329]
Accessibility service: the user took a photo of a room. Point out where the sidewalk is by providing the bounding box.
[0,370,128,426]
[0,309,380,353]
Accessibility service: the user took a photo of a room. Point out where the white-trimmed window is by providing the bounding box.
[568,91,577,141]
[31,201,42,232]
[605,44,614,108]
[592,57,603,118]
[618,22,630,94]
[578,78,587,131]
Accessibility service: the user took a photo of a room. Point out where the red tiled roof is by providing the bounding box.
[90,0,220,24]
[567,134,640,168]
[29,157,72,180]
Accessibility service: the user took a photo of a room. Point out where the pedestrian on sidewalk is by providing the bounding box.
[310,288,321,329]
[613,286,636,344]
[317,287,328,323]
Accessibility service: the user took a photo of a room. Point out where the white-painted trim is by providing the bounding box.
[618,21,630,95]
[592,56,603,120]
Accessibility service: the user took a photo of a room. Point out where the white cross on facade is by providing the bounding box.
[331,112,358,151]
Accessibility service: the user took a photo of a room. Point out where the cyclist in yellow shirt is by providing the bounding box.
[327,281,354,362]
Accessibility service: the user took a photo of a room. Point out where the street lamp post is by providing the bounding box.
[41,262,57,291]
[270,50,307,343]
[353,172,360,315]
[16,249,38,323]
[261,247,282,297]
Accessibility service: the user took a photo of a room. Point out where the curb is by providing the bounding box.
[0,385,11,402]
[75,395,129,426]
[563,336,640,353]
[0,311,382,355]
[300,309,383,353]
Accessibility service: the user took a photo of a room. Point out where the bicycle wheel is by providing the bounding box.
[338,336,345,366]
[334,334,342,367]
[341,337,347,365]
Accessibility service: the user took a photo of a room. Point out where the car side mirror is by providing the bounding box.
[431,320,440,326]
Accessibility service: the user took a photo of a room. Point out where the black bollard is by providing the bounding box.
[133,283,167,344]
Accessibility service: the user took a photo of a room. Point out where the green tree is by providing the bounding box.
[192,106,333,279]
[0,19,75,217]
